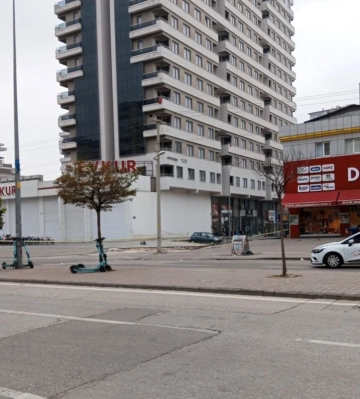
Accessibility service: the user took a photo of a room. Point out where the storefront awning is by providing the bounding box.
[282,191,339,208]
[337,190,360,206]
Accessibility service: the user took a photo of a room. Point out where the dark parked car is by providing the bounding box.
[189,232,222,245]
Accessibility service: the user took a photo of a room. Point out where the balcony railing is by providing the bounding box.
[59,113,76,121]
[55,0,78,8]
[57,41,82,53]
[130,17,168,32]
[59,90,75,98]
[129,0,148,6]
[60,137,77,143]
[58,65,83,76]
[55,18,81,31]
[131,44,159,57]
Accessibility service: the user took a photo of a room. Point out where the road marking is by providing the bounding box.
[0,387,46,399]
[0,282,358,307]
[296,338,360,349]
[0,309,217,335]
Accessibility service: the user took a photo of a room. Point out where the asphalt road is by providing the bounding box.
[0,283,360,398]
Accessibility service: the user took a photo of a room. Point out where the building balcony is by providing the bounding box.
[262,52,296,80]
[56,41,82,62]
[129,18,168,39]
[59,131,70,138]
[261,18,295,50]
[58,113,76,129]
[264,138,283,151]
[55,18,82,40]
[220,144,265,162]
[60,155,72,164]
[267,105,296,124]
[260,0,295,35]
[54,0,81,16]
[59,137,77,151]
[57,90,75,106]
[56,65,83,86]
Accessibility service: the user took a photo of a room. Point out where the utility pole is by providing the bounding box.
[13,0,22,269]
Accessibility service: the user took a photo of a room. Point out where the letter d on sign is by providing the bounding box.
[348,167,359,182]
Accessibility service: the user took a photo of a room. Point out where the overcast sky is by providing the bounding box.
[0,0,359,180]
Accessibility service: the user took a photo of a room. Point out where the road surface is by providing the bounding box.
[0,283,359,398]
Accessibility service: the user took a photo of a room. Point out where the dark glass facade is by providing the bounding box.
[114,0,145,157]
[74,0,100,161]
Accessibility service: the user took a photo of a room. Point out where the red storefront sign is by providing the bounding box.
[0,186,16,197]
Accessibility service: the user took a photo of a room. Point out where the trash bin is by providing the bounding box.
[231,235,250,255]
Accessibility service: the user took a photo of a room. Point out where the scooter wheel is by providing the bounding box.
[99,266,106,272]
[28,261,34,269]
[70,265,78,274]
[77,264,85,268]
[105,265,112,271]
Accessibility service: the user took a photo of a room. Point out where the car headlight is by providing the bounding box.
[312,248,325,254]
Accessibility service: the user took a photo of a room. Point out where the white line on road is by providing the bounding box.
[296,338,360,348]
[0,309,217,335]
[0,282,358,307]
[0,387,46,399]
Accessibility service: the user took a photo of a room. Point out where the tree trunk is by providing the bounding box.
[96,210,102,242]
[278,201,287,276]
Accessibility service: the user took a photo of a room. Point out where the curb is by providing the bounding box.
[0,278,359,301]
[213,257,310,261]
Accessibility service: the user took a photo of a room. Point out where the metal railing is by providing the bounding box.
[57,41,82,53]
[58,65,83,76]
[59,90,75,98]
[55,18,81,30]
[59,113,76,121]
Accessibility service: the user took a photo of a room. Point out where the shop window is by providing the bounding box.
[315,142,330,157]
[345,138,360,154]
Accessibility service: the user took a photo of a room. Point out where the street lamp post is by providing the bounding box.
[13,0,23,269]
[228,161,241,237]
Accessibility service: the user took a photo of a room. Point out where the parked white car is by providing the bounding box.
[311,232,360,268]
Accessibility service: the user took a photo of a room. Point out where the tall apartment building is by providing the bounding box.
[55,0,296,236]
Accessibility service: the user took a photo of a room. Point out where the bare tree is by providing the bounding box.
[54,161,138,242]
[257,149,306,276]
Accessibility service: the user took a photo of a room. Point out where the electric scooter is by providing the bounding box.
[70,237,112,273]
[2,239,34,269]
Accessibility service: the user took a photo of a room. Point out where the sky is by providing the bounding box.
[0,0,359,181]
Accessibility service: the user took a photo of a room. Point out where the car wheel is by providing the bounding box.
[324,253,342,268]
[210,241,215,246]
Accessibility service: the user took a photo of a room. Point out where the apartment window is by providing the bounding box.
[205,17,211,27]
[246,28,251,38]
[246,9,251,19]
[210,172,216,183]
[247,66,252,76]
[188,168,195,180]
[208,128,214,139]
[233,117,238,127]
[75,58,80,66]
[249,142,254,151]
[232,76,237,86]
[345,138,360,154]
[241,120,246,130]
[197,125,205,136]
[248,104,253,114]
[238,2,243,12]
[231,56,237,66]
[234,156,239,165]
[186,121,193,133]
[183,24,190,36]
[257,181,261,190]
[248,124,254,133]
[198,148,205,159]
[234,137,239,147]
[177,166,183,178]
[207,84,213,95]
[184,73,192,85]
[262,181,265,191]
[209,150,215,161]
[197,102,204,113]
[173,66,180,79]
[171,16,178,29]
[238,21,243,32]
[205,39,212,50]
[137,41,143,49]
[251,179,255,189]
[208,106,214,117]
[173,92,180,104]
[199,170,206,182]
[256,144,260,153]
[174,117,181,129]
[217,173,221,184]
[242,159,247,168]
[243,178,248,188]
[255,89,259,98]
[239,41,244,52]
[247,47,252,57]
[248,85,253,95]
[315,142,330,157]
[240,81,245,91]
[236,177,240,187]
[175,141,182,153]
[239,61,244,71]
[206,62,213,72]
[195,55,203,67]
[233,97,238,107]
[185,97,193,109]
[195,32,202,44]
[187,144,194,156]
[250,161,254,170]
[184,48,191,61]
[197,79,203,91]
[172,41,179,54]
[194,8,201,20]
[182,0,189,12]
[231,15,236,25]
[231,36,236,46]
